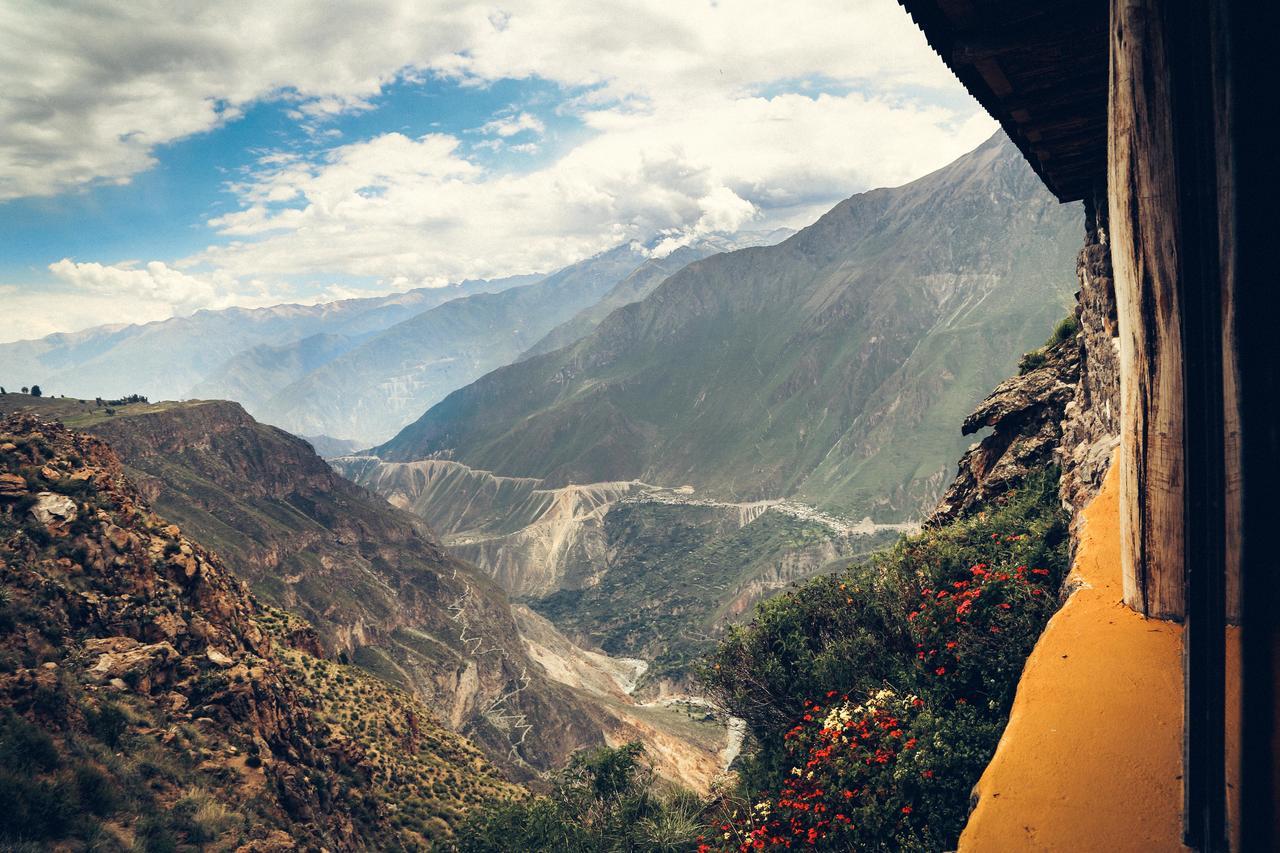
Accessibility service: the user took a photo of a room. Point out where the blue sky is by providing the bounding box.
[0,0,993,342]
[0,74,586,286]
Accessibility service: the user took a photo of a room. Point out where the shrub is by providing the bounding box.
[0,714,60,774]
[0,771,78,842]
[450,743,707,853]
[701,470,1068,851]
[85,702,129,749]
[74,764,117,817]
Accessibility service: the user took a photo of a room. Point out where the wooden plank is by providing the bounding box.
[1109,0,1186,619]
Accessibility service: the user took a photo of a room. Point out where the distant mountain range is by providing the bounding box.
[0,274,539,406]
[5,233,791,445]
[375,132,1081,520]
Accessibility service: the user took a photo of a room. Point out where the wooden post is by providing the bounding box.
[1108,0,1186,620]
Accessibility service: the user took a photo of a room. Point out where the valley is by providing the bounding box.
[3,129,1088,850]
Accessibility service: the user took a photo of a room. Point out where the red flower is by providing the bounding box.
[901,805,913,814]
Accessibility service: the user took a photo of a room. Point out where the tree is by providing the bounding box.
[20,387,28,394]
[29,385,42,397]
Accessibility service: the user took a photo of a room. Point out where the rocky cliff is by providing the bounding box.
[0,414,519,849]
[927,192,1121,539]
[0,396,604,781]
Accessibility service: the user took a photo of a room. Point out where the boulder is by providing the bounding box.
[86,638,179,690]
[30,492,77,525]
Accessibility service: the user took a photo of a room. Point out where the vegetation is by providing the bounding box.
[699,469,1068,850]
[533,504,893,687]
[458,470,1069,851]
[1019,312,1079,373]
[450,742,709,852]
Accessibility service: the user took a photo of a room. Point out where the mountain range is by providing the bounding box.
[376,132,1081,520]
[0,274,539,406]
[332,132,1083,697]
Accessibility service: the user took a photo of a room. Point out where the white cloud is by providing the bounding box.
[191,90,993,285]
[48,259,221,314]
[0,0,965,202]
[479,112,546,138]
[1,0,997,330]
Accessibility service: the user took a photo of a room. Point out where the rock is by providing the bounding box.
[30,492,77,526]
[235,830,298,852]
[206,648,235,667]
[0,442,17,453]
[927,335,1079,526]
[104,523,131,551]
[88,639,178,690]
[0,472,25,497]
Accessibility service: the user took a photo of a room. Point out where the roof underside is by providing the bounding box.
[899,0,1108,202]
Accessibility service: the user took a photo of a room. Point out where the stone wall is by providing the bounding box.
[1057,189,1121,526]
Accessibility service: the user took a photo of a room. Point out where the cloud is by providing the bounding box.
[1,0,997,332]
[43,258,292,325]
[479,112,546,138]
[48,259,221,313]
[0,0,963,202]
[192,90,994,285]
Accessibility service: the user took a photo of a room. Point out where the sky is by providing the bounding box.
[0,0,994,344]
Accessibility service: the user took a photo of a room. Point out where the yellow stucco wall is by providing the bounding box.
[959,461,1189,851]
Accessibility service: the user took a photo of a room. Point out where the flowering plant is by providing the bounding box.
[706,689,998,851]
[908,552,1060,710]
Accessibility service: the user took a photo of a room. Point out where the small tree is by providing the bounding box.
[20,387,28,394]
[29,385,42,397]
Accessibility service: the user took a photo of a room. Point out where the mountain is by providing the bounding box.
[189,332,360,412]
[0,395,603,779]
[519,229,795,361]
[0,394,740,788]
[375,133,1081,520]
[0,412,520,849]
[0,274,539,404]
[247,243,653,444]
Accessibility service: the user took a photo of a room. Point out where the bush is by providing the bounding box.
[0,714,60,774]
[85,702,129,749]
[701,470,1068,851]
[0,771,78,842]
[451,743,707,853]
[74,764,117,817]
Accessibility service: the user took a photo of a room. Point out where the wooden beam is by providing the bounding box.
[973,57,1014,97]
[1109,0,1186,620]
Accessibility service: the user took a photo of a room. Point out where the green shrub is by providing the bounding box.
[85,702,129,749]
[74,764,117,817]
[450,743,706,853]
[0,714,60,774]
[0,771,78,842]
[700,470,1068,851]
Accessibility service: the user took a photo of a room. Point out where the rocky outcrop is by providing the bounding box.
[928,334,1079,525]
[928,190,1121,535]
[0,413,369,846]
[0,413,520,849]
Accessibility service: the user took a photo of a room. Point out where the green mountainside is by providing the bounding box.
[518,230,795,361]
[376,133,1081,520]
